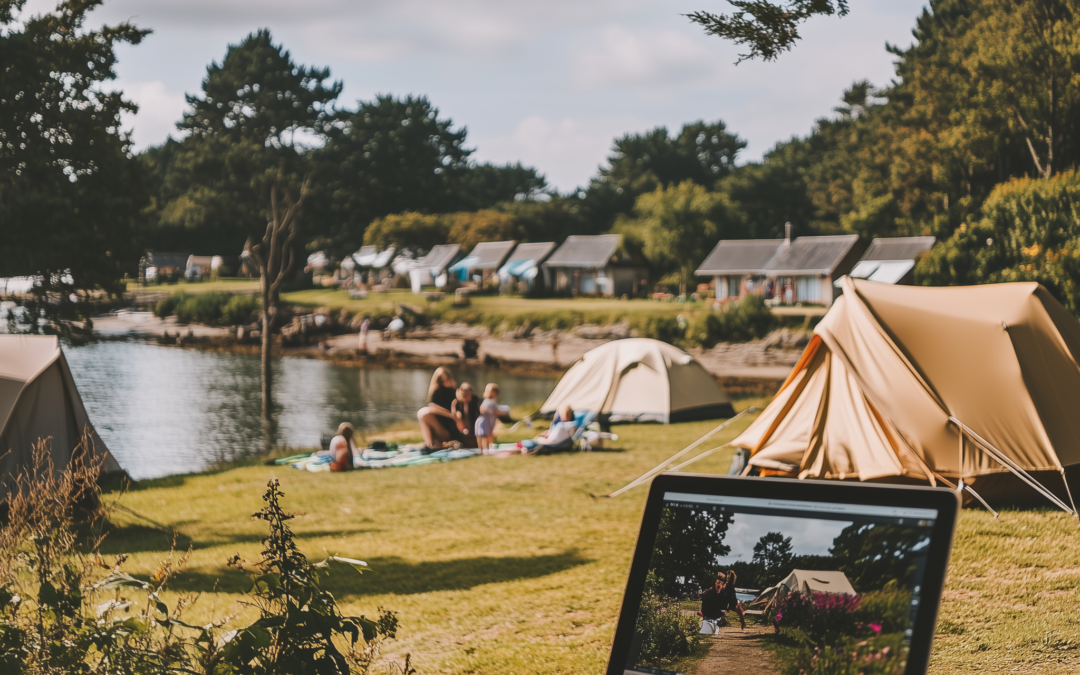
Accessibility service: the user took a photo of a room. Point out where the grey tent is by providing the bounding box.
[540,338,733,423]
[0,335,120,497]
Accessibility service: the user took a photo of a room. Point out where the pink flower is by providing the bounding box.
[869,623,882,634]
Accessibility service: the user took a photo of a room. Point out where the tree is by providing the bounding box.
[309,95,470,252]
[177,28,341,146]
[157,30,339,438]
[830,522,931,592]
[751,532,795,585]
[245,178,309,434]
[1,0,149,333]
[581,121,746,231]
[498,196,596,242]
[687,0,850,62]
[624,181,746,293]
[144,30,340,255]
[916,171,1080,311]
[447,210,525,251]
[362,212,449,255]
[650,507,733,598]
[458,162,548,210]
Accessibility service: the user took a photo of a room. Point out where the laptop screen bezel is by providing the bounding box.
[607,473,961,675]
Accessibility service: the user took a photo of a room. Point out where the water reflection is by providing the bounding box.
[65,342,555,479]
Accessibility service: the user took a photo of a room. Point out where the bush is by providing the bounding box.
[0,440,404,675]
[153,291,260,326]
[780,633,908,675]
[633,582,702,666]
[771,591,862,646]
[856,588,911,635]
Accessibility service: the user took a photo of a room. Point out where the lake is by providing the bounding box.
[65,341,556,479]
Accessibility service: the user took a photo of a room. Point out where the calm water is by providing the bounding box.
[65,341,555,479]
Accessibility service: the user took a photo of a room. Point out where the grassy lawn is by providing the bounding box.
[127,278,260,298]
[105,401,1080,674]
[282,288,714,334]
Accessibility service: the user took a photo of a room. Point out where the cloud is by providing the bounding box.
[473,114,642,192]
[572,25,722,89]
[115,81,187,150]
[714,513,852,565]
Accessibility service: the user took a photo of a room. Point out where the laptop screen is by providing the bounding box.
[621,491,939,675]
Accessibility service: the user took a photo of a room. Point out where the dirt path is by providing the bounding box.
[689,624,780,675]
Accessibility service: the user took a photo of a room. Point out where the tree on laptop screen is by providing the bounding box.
[626,500,932,675]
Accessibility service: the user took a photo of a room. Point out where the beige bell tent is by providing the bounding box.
[0,335,120,498]
[540,338,734,423]
[749,569,856,612]
[734,277,1080,512]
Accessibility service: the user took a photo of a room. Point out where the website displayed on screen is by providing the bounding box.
[623,492,938,675]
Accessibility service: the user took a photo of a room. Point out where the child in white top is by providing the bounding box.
[475,383,501,452]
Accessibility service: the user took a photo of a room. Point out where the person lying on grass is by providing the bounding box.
[417,367,470,449]
[699,570,746,630]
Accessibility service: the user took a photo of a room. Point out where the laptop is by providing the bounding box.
[607,473,960,675]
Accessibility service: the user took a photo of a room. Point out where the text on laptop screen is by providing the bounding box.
[622,492,939,675]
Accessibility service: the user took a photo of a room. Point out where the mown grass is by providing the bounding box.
[127,278,261,297]
[104,399,1080,674]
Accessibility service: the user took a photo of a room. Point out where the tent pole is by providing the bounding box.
[1060,468,1080,522]
[600,408,755,498]
[662,444,731,473]
[963,484,999,518]
[949,417,1076,516]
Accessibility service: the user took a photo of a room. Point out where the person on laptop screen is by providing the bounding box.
[698,572,745,631]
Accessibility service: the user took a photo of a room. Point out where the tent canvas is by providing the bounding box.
[747,570,855,613]
[540,338,733,423]
[734,277,1080,509]
[0,336,120,499]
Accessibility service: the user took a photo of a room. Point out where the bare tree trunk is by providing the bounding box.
[246,177,311,454]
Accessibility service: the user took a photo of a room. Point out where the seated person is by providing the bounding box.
[417,367,470,449]
[451,382,481,448]
[698,571,745,630]
[534,404,580,449]
[329,422,357,472]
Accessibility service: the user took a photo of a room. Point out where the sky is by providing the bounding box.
[25,0,928,192]
[714,514,851,565]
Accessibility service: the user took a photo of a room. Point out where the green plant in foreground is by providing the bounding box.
[222,479,400,675]
[0,440,405,675]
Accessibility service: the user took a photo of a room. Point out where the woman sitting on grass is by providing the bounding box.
[329,422,357,472]
[417,367,470,449]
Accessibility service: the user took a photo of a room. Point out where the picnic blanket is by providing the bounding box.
[277,445,480,472]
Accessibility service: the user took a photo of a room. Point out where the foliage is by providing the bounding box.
[649,506,733,597]
[753,531,795,581]
[632,573,703,667]
[496,196,597,242]
[772,591,863,645]
[1,0,149,333]
[0,440,402,675]
[581,120,745,230]
[458,162,548,209]
[142,30,338,255]
[308,94,471,252]
[916,171,1080,312]
[777,632,908,675]
[153,291,259,325]
[447,209,525,251]
[178,28,341,145]
[621,181,746,290]
[830,522,931,592]
[362,212,450,255]
[221,479,399,674]
[687,0,850,62]
[683,294,778,347]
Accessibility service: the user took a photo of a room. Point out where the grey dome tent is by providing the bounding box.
[540,338,733,423]
[0,335,120,498]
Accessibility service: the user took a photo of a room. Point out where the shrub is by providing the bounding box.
[222,293,260,325]
[0,439,404,675]
[856,588,910,635]
[153,291,260,326]
[711,294,776,342]
[633,580,702,666]
[772,591,862,646]
[779,632,908,675]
